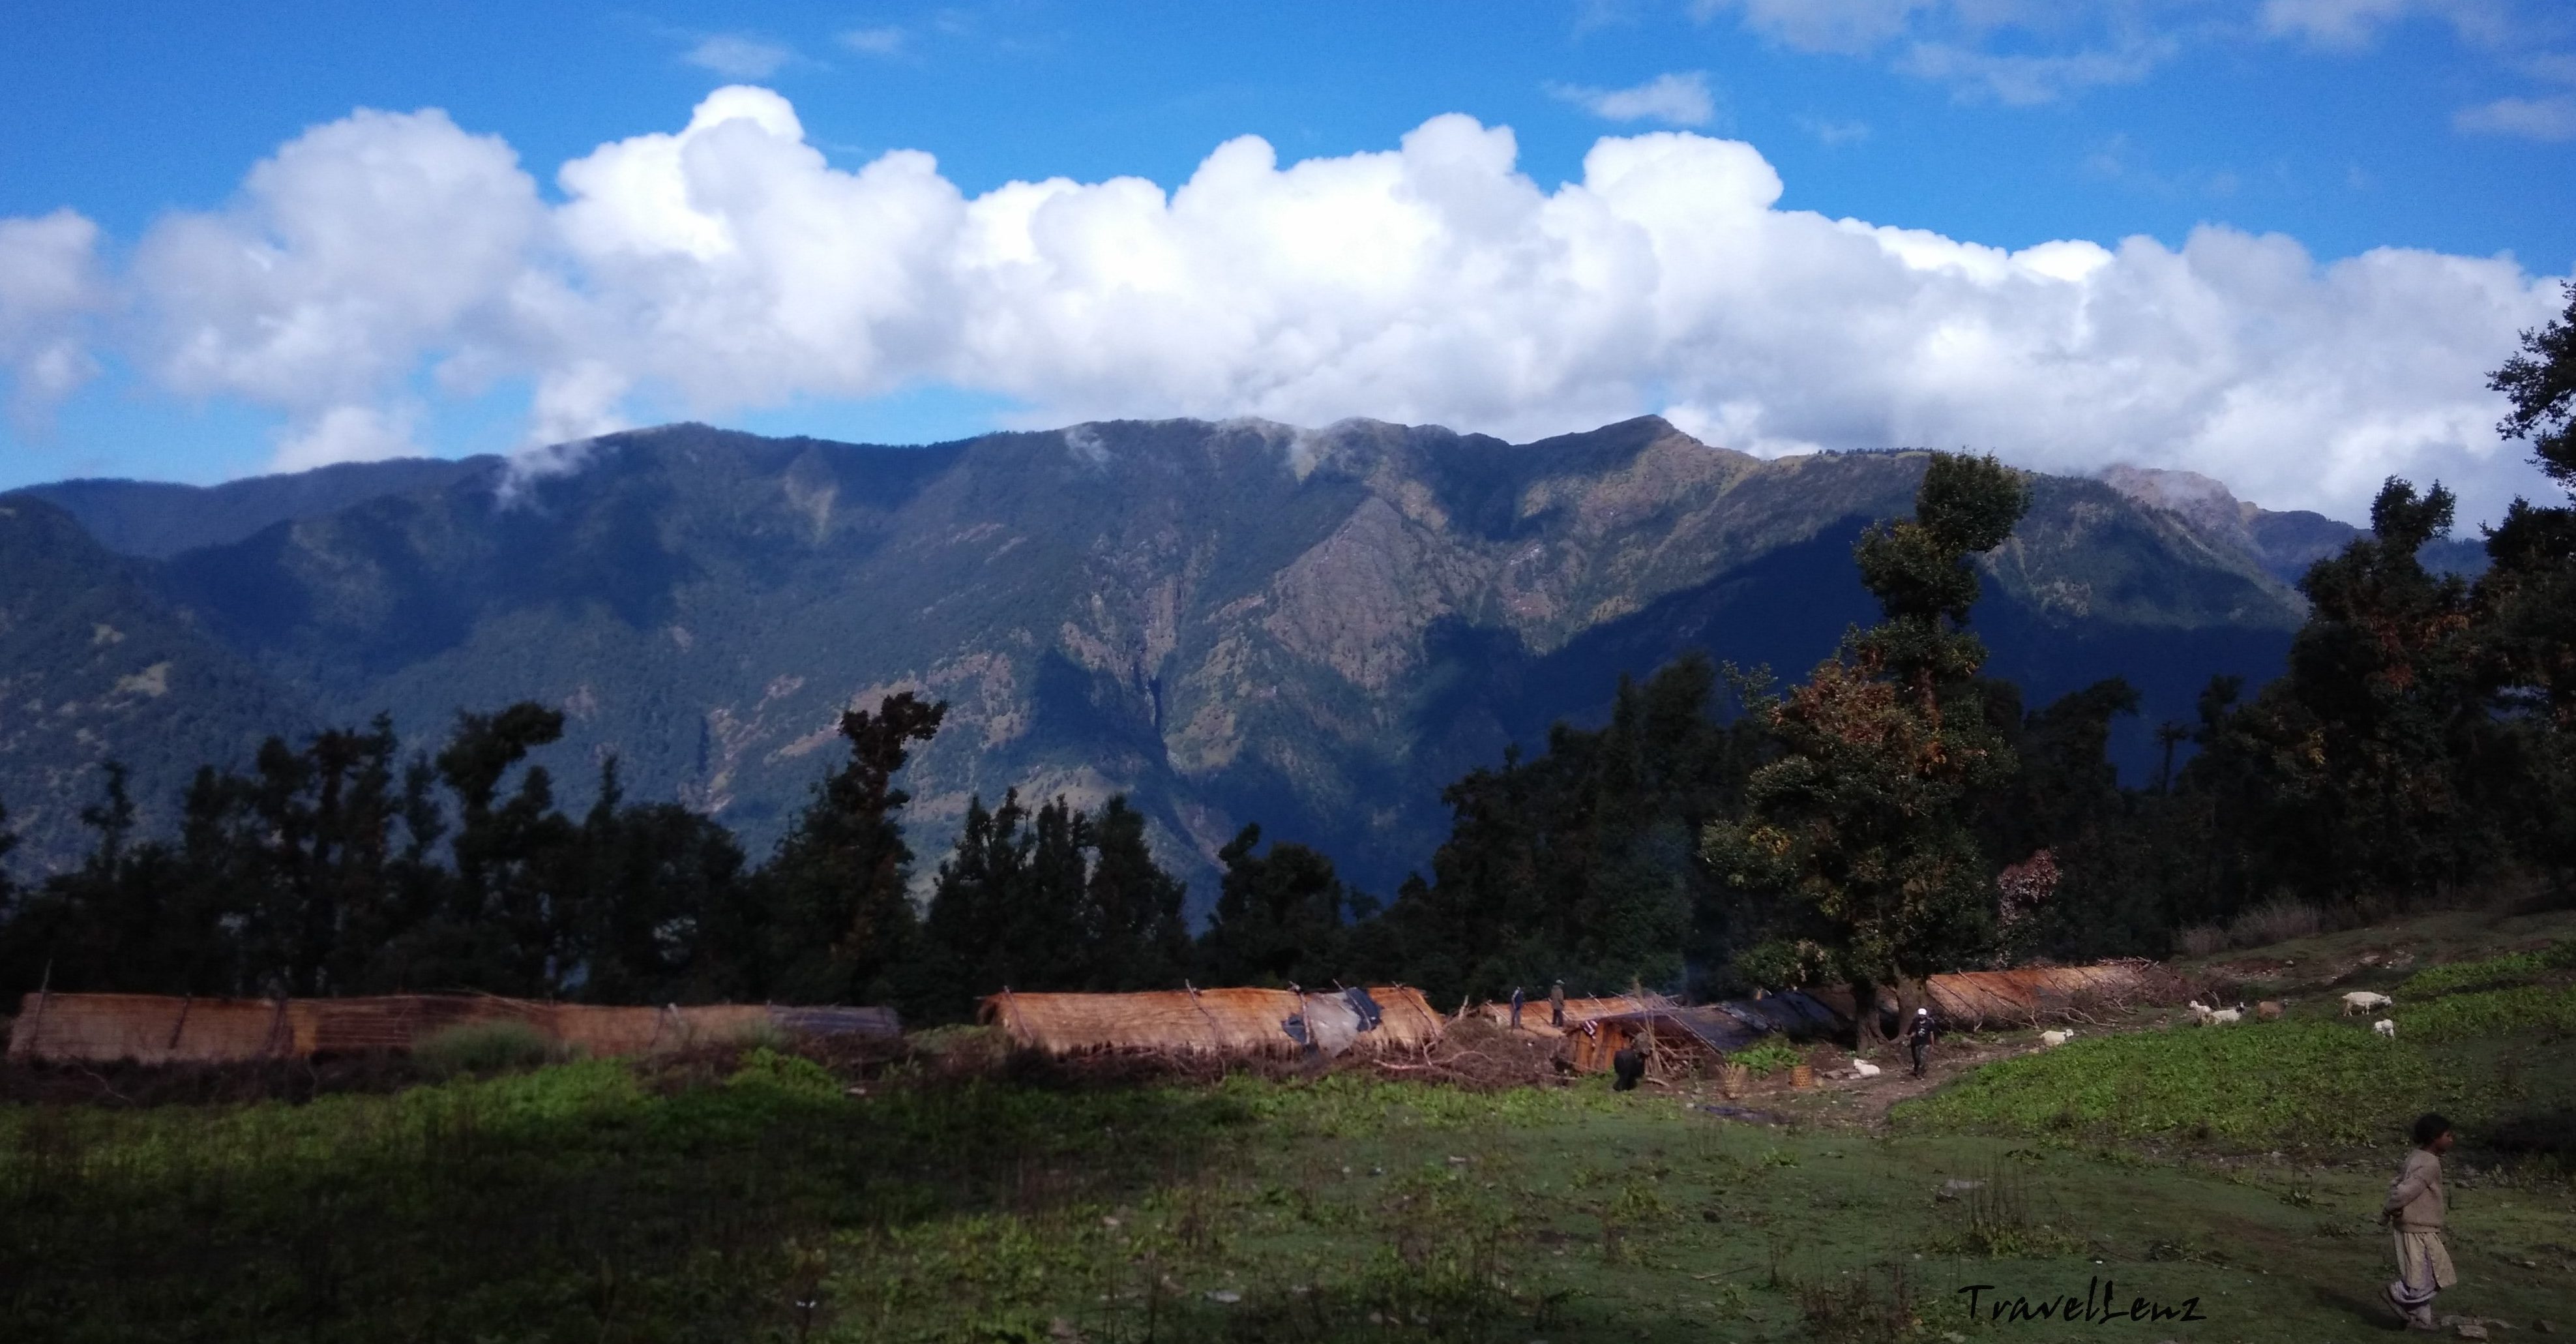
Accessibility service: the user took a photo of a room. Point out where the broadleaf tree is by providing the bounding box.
[1700,453,2030,1039]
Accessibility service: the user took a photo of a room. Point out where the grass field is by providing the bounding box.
[5,918,2575,1341]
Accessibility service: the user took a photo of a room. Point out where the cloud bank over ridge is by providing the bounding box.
[0,85,2565,524]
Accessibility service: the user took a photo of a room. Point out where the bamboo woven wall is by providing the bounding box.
[981,986,1443,1058]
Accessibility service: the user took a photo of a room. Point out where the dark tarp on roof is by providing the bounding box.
[1586,991,1850,1055]
[1651,1006,1764,1054]
[1715,991,1846,1037]
[770,1006,903,1038]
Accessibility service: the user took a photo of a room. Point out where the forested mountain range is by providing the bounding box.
[0,415,2440,905]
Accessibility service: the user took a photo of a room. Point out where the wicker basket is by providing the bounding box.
[1720,1063,1750,1098]
[1788,1063,1816,1090]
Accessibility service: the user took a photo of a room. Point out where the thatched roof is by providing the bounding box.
[1925,961,2176,1026]
[1563,990,1851,1066]
[1471,996,1651,1039]
[6,993,900,1066]
[979,985,1443,1058]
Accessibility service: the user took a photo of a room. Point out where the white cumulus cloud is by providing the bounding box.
[273,403,423,473]
[2455,92,2576,139]
[0,209,107,424]
[683,35,798,79]
[2260,0,2518,49]
[1695,0,1937,55]
[1898,34,2178,105]
[1,87,2566,524]
[1546,72,1721,126]
[839,26,906,56]
[126,106,552,470]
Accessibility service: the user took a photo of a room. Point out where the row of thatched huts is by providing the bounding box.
[5,992,900,1066]
[5,961,2171,1071]
[1470,961,2178,1075]
[977,985,1444,1058]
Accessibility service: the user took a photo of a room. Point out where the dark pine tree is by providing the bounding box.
[1076,796,1193,991]
[2480,281,2576,886]
[1365,653,1756,1003]
[429,703,578,995]
[756,692,947,1005]
[563,756,750,1005]
[1194,824,1357,989]
[915,790,1095,1021]
[1702,453,2032,1040]
[2193,480,2498,913]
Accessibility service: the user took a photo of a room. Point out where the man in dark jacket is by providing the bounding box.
[1906,1007,1936,1077]
[1612,1044,1646,1091]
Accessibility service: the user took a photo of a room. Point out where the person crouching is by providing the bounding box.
[2380,1112,2457,1332]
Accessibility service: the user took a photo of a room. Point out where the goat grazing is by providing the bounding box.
[1850,1058,1882,1077]
[2373,1019,2398,1039]
[2186,999,2215,1026]
[2343,991,2393,1016]
[2208,1006,2244,1025]
[2038,1029,2075,1048]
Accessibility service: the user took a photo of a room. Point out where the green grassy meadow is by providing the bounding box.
[5,920,2575,1341]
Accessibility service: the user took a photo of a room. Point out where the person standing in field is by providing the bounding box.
[1509,985,1524,1029]
[1906,1007,1935,1078]
[2381,1113,2457,1331]
[1550,979,1565,1028]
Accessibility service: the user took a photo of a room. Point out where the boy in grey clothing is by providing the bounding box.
[2380,1112,2455,1331]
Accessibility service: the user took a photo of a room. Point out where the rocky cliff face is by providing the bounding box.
[2101,463,2488,585]
[4,417,2322,903]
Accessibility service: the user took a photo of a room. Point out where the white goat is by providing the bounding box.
[2185,999,2215,1026]
[2343,991,2394,1016]
[2208,1006,2244,1026]
[2373,1018,2398,1039]
[1850,1058,1882,1077]
[2038,1029,2075,1048]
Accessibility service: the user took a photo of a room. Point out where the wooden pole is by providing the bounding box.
[22,959,53,1061]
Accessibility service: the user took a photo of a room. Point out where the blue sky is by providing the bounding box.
[1,1,2571,522]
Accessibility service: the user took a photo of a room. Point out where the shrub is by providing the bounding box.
[1925,1164,2084,1259]
[1794,1264,1918,1344]
[726,1046,842,1099]
[413,1019,561,1079]
[2227,898,2323,949]
[1728,1039,1804,1077]
[2176,925,2228,958]
[716,1016,793,1054]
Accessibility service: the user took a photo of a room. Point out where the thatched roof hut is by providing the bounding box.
[1471,996,1651,1039]
[5,993,899,1066]
[979,985,1443,1058]
[1561,992,1850,1073]
[1921,961,2178,1026]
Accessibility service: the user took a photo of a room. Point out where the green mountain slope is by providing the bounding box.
[1,418,2317,903]
[0,496,309,865]
[13,456,502,559]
